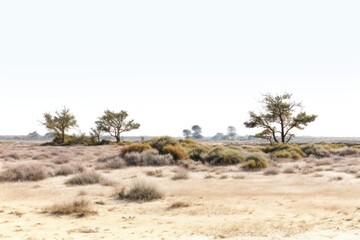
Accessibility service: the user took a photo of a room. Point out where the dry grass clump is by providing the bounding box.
[2,153,21,160]
[123,150,173,166]
[171,167,189,180]
[263,167,280,175]
[168,201,191,209]
[145,169,163,177]
[32,153,50,160]
[65,172,103,185]
[331,147,359,157]
[314,158,334,166]
[121,143,152,156]
[55,164,84,176]
[283,167,297,174]
[118,182,163,202]
[301,144,331,158]
[0,164,52,182]
[52,155,71,165]
[43,199,96,217]
[330,176,343,181]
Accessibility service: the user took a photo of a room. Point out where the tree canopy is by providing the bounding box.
[244,93,317,143]
[42,107,78,144]
[95,110,140,143]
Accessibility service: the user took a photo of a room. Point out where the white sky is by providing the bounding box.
[0,0,359,137]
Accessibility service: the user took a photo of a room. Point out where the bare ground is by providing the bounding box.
[1,141,360,239]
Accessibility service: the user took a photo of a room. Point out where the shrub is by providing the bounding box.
[124,150,173,166]
[185,145,210,162]
[65,172,102,185]
[283,167,296,174]
[301,144,330,158]
[263,167,280,175]
[242,154,268,170]
[150,136,178,153]
[168,201,190,209]
[121,143,152,156]
[205,146,245,165]
[118,182,163,202]
[331,147,359,157]
[43,199,96,217]
[264,144,305,160]
[145,170,163,177]
[55,165,77,176]
[0,164,51,182]
[162,144,188,160]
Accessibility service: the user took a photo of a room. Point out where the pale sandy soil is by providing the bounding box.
[1,142,360,239]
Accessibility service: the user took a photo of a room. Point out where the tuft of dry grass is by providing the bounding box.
[0,164,51,182]
[43,199,97,217]
[145,169,163,177]
[118,182,163,202]
[263,167,280,175]
[168,201,191,209]
[65,172,102,185]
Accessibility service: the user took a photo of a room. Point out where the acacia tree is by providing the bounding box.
[182,129,192,138]
[227,126,237,140]
[42,107,78,144]
[95,110,140,143]
[244,93,317,143]
[191,125,203,139]
[89,126,103,142]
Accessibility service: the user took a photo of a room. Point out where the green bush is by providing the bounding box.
[121,143,152,156]
[301,144,330,158]
[150,136,178,154]
[205,146,245,165]
[243,154,268,170]
[162,144,188,160]
[263,144,305,160]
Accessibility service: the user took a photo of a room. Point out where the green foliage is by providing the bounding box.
[162,144,188,160]
[263,144,305,160]
[244,93,317,143]
[95,110,140,143]
[243,154,268,170]
[149,136,178,153]
[205,146,245,165]
[301,144,330,158]
[121,143,152,156]
[42,107,78,144]
[180,138,210,162]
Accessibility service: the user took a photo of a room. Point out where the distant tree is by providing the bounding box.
[227,126,237,140]
[182,129,192,138]
[95,110,140,143]
[212,132,225,141]
[191,125,203,139]
[244,93,317,143]
[42,107,78,144]
[89,126,103,142]
[27,131,40,139]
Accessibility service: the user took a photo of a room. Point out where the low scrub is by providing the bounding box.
[121,143,152,156]
[0,164,52,182]
[43,199,96,217]
[149,136,178,154]
[264,144,305,160]
[263,167,280,175]
[205,146,245,165]
[118,182,163,202]
[242,154,268,170]
[162,144,188,161]
[124,150,173,166]
[301,144,331,158]
[65,172,102,185]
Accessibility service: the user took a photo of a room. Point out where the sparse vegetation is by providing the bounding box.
[43,199,96,217]
[172,167,189,180]
[118,182,163,202]
[65,172,103,185]
[123,150,173,166]
[0,164,52,182]
[121,143,152,156]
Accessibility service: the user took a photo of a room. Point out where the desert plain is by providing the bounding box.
[1,141,360,240]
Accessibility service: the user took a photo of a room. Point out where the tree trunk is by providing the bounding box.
[115,136,120,143]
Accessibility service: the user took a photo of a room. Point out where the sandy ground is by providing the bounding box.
[1,142,360,239]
